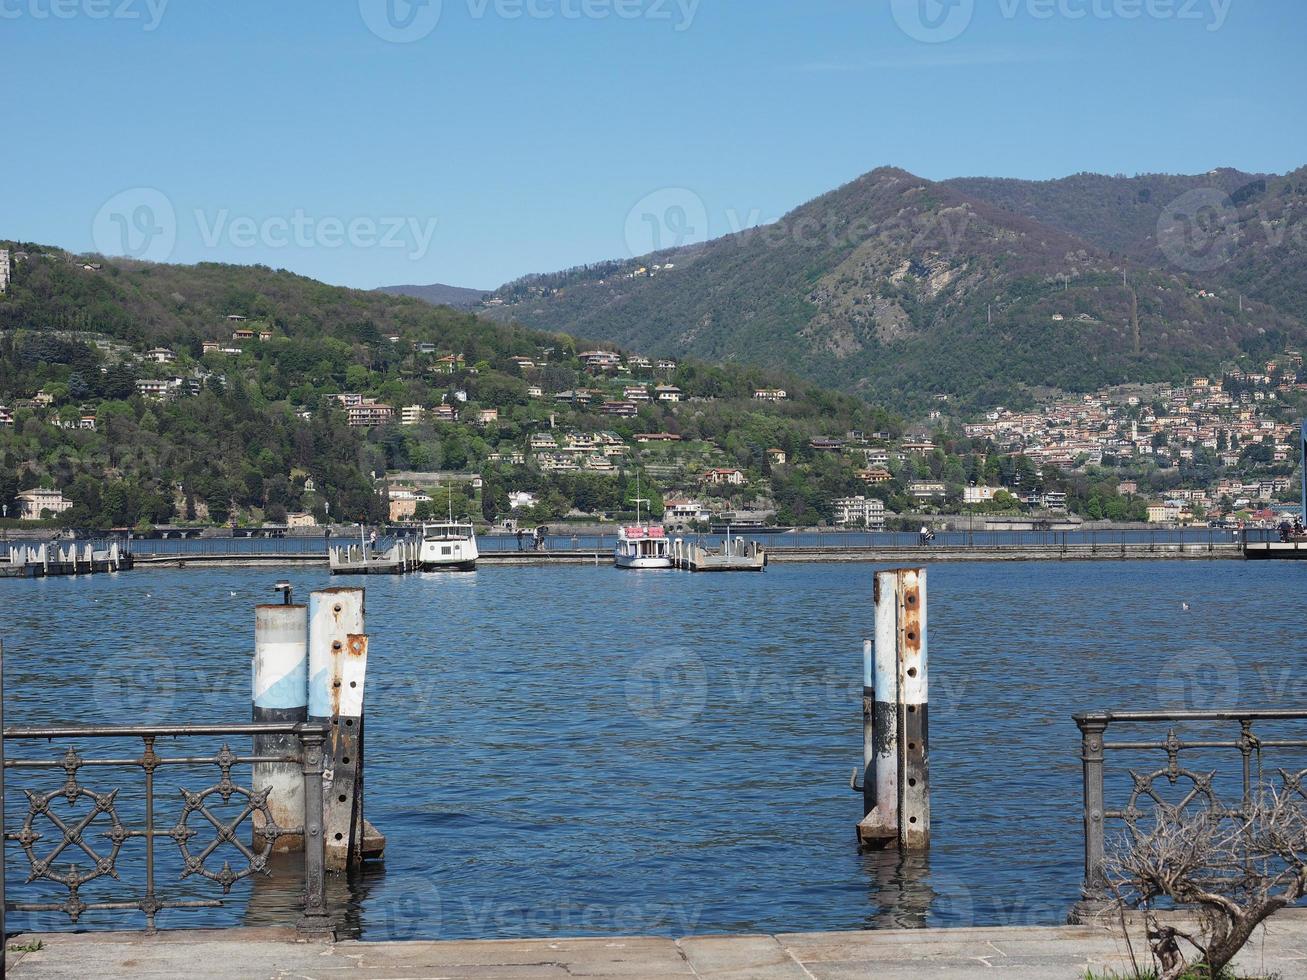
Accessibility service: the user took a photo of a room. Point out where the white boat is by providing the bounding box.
[615,524,672,569]
[419,522,479,571]
[614,479,672,569]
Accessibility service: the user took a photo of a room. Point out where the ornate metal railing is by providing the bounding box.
[1073,710,1307,910]
[2,722,330,935]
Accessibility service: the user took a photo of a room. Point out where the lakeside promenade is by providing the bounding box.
[10,917,1307,979]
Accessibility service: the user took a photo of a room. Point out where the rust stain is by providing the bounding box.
[347,634,368,658]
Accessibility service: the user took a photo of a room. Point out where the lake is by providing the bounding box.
[2,559,1304,940]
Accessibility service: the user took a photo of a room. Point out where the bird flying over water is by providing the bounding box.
[1181,602,1191,611]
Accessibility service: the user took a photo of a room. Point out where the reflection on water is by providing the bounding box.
[2,559,1304,939]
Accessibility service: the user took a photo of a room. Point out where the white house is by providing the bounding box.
[833,496,886,529]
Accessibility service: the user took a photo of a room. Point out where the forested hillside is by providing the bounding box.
[478,166,1307,411]
[0,247,897,529]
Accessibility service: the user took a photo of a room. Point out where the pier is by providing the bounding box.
[0,539,131,578]
[327,538,421,575]
[10,917,1307,979]
[670,536,767,571]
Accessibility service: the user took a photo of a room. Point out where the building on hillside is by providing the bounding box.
[526,385,544,398]
[433,405,459,422]
[17,488,72,520]
[600,400,638,418]
[388,487,432,522]
[0,405,15,428]
[767,448,788,466]
[146,348,177,364]
[579,350,622,372]
[286,512,317,529]
[654,385,683,403]
[908,481,948,502]
[202,340,222,354]
[635,432,681,443]
[859,467,892,485]
[1148,502,1182,524]
[346,401,394,427]
[753,388,788,402]
[702,467,746,487]
[476,408,500,425]
[964,485,1000,505]
[400,405,425,426]
[136,378,180,400]
[0,249,11,294]
[508,491,539,510]
[833,496,886,529]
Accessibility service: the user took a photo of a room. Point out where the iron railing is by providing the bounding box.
[1073,710,1307,907]
[1,721,330,936]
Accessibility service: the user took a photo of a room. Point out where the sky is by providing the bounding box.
[2,0,1304,290]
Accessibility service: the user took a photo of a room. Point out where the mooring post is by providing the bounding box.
[308,587,367,871]
[252,591,309,850]
[896,568,929,850]
[857,571,901,847]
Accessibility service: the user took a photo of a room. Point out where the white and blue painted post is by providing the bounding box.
[309,587,368,871]
[253,597,309,851]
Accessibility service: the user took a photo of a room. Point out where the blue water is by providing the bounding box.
[2,560,1305,940]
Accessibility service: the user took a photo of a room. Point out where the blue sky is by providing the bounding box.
[3,0,1303,289]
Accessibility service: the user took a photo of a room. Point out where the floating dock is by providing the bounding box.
[0,540,132,578]
[671,537,767,572]
[328,539,422,575]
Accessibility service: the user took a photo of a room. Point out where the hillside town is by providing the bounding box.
[2,301,1304,531]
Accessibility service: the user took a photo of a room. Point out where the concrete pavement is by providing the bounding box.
[8,918,1307,980]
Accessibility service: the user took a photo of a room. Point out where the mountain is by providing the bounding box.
[376,282,489,309]
[482,166,1307,410]
[946,166,1307,326]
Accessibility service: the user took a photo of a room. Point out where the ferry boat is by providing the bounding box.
[614,480,672,569]
[419,521,479,571]
[614,523,672,569]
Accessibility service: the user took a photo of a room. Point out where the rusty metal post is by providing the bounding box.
[1073,712,1109,917]
[857,572,900,848]
[860,638,874,818]
[308,587,366,871]
[252,601,308,850]
[897,568,929,850]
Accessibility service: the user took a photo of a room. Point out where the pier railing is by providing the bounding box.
[1072,710,1307,914]
[1,720,330,937]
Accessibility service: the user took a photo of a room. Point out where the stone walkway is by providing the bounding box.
[8,919,1307,980]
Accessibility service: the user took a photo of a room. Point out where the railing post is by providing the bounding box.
[297,725,331,936]
[1072,712,1109,921]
